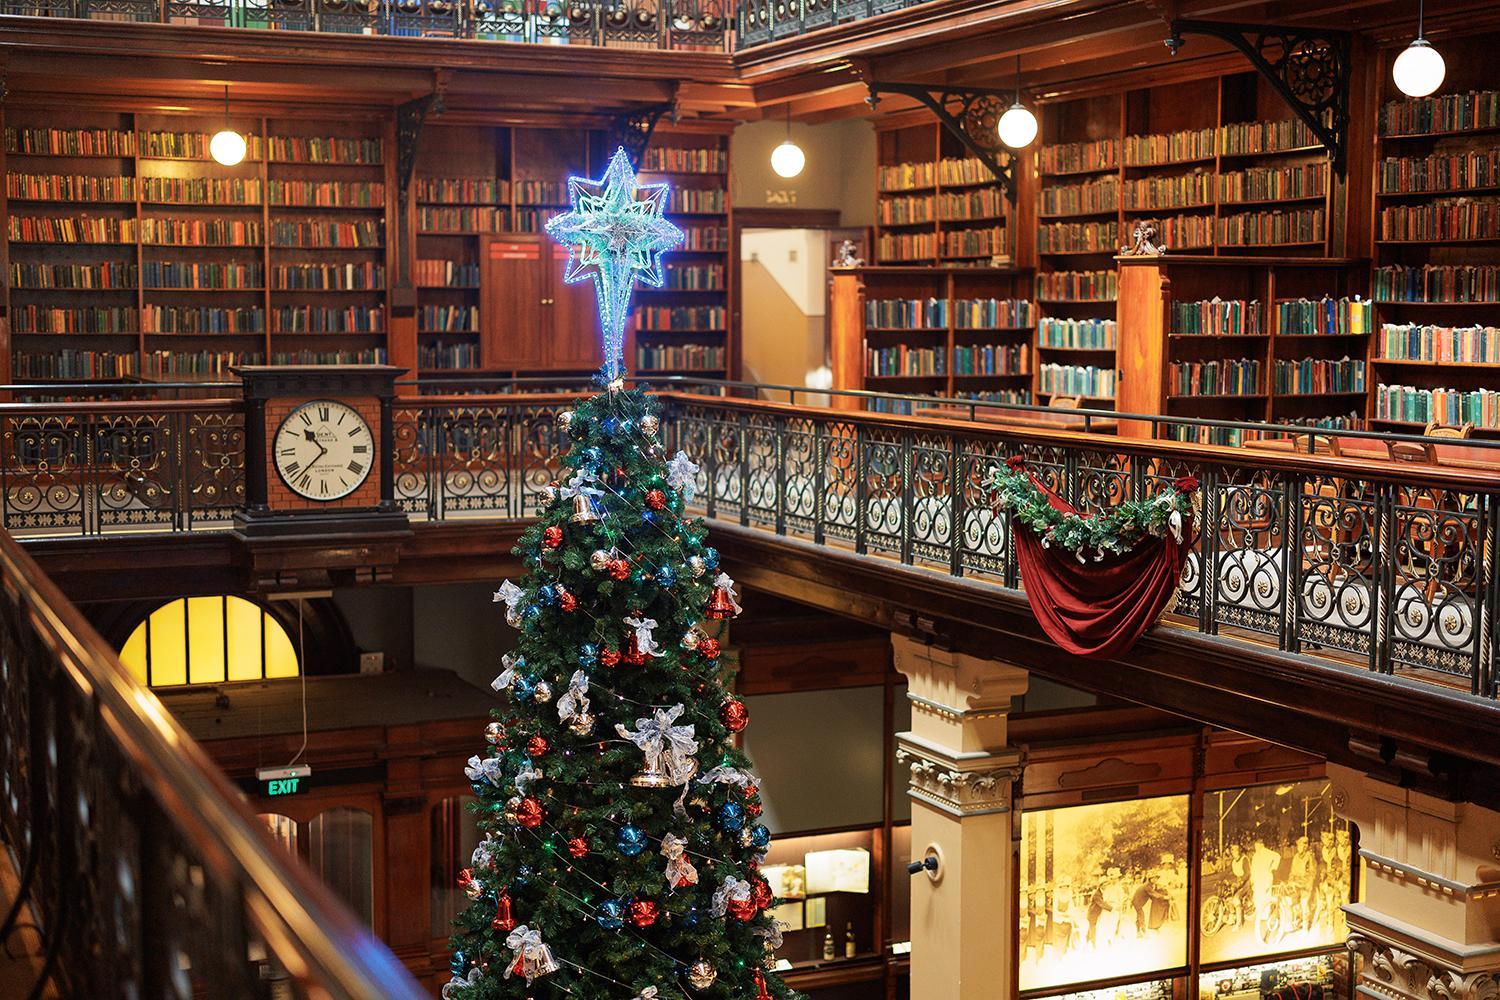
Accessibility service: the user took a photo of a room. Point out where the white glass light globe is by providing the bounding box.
[210,129,247,167]
[997,103,1039,149]
[770,140,805,179]
[1392,39,1446,98]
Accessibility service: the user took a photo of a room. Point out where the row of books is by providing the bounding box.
[956,388,1031,405]
[1278,296,1371,335]
[634,305,727,331]
[867,298,946,329]
[877,160,937,192]
[144,260,266,289]
[1039,139,1120,176]
[270,306,383,333]
[954,298,1035,329]
[3,128,381,163]
[1379,90,1500,137]
[417,259,481,287]
[419,341,482,369]
[419,304,478,332]
[1273,357,1366,394]
[1220,164,1327,204]
[1219,117,1318,156]
[1038,220,1118,255]
[13,305,136,334]
[1377,147,1500,195]
[14,350,138,378]
[636,344,727,371]
[265,136,382,164]
[143,306,265,333]
[1166,424,1251,446]
[1155,213,1215,250]
[8,173,135,201]
[419,206,506,233]
[6,128,138,157]
[269,220,382,248]
[11,262,136,289]
[1375,383,1500,428]
[1123,127,1216,166]
[1218,208,1324,246]
[143,350,260,376]
[663,264,725,291]
[144,218,263,246]
[139,131,267,161]
[641,147,727,174]
[273,262,385,291]
[939,187,1004,221]
[939,158,994,187]
[269,348,387,364]
[1039,363,1115,397]
[877,230,939,262]
[1171,298,1263,336]
[878,194,935,226]
[1378,322,1500,364]
[9,215,136,243]
[1379,197,1500,242]
[952,343,1029,376]
[943,226,1004,258]
[269,181,385,208]
[1040,176,1118,217]
[514,208,561,234]
[513,179,568,204]
[1038,317,1116,349]
[416,177,509,204]
[1035,269,1117,302]
[682,226,729,252]
[1122,170,1214,211]
[666,189,726,214]
[1169,358,1262,396]
[1042,118,1318,176]
[1373,264,1500,303]
[141,176,263,205]
[867,345,946,377]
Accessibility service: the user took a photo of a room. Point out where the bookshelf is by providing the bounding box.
[874,119,1011,269]
[829,266,1034,414]
[1369,29,1500,437]
[1115,256,1369,443]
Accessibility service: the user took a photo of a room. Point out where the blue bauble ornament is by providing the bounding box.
[656,564,677,588]
[522,604,542,626]
[703,547,720,571]
[601,416,619,436]
[683,906,699,927]
[537,584,557,605]
[515,864,534,887]
[512,675,536,702]
[617,824,648,857]
[748,825,772,850]
[470,780,488,796]
[641,509,658,525]
[717,801,745,833]
[579,642,599,667]
[583,446,603,467]
[450,951,468,976]
[596,898,625,930]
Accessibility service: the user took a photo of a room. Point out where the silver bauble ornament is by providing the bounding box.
[687,555,706,578]
[686,959,718,990]
[485,721,505,744]
[503,796,521,824]
[590,549,612,571]
[568,712,596,737]
[680,629,701,651]
[556,410,575,429]
[640,414,659,436]
[506,605,523,628]
[532,680,553,704]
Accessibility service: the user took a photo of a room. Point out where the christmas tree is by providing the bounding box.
[442,149,797,1000]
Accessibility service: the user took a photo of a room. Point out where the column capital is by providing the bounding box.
[896,734,1021,818]
[891,634,1029,755]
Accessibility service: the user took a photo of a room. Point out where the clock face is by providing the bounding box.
[273,400,374,502]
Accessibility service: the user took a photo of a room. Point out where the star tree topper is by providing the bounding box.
[545,148,684,380]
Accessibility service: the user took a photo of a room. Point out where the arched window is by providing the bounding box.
[118,596,299,687]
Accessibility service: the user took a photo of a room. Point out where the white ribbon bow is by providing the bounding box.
[623,616,666,658]
[514,762,542,794]
[471,835,497,870]
[492,653,523,692]
[464,755,505,787]
[667,451,700,503]
[713,572,742,615]
[660,832,699,890]
[696,765,756,789]
[634,989,660,1000]
[710,876,753,918]
[561,467,604,500]
[493,580,524,609]
[616,704,699,786]
[503,925,554,983]
[754,920,786,952]
[556,669,591,724]
[441,968,482,999]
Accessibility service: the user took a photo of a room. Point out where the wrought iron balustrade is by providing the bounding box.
[0,0,731,50]
[0,525,427,998]
[734,0,932,48]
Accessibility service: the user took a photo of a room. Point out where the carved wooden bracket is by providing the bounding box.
[608,97,677,171]
[862,80,1018,201]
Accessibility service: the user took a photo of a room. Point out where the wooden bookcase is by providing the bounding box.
[828,265,1034,413]
[1115,255,1369,442]
[874,118,1011,269]
[1368,30,1500,437]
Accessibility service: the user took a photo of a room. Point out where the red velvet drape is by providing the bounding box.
[1012,475,1192,659]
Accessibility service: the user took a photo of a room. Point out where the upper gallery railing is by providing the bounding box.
[0,0,731,50]
[734,0,933,49]
[2,377,1497,699]
[0,525,428,997]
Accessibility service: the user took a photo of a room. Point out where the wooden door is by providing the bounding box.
[481,236,546,369]
[546,244,603,370]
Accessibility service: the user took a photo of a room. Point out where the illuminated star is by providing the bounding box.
[545,148,684,380]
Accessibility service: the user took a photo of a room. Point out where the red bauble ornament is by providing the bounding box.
[491,888,516,932]
[558,590,578,613]
[514,796,545,829]
[599,647,621,667]
[609,559,631,581]
[622,632,648,666]
[699,637,721,660]
[719,698,749,733]
[526,735,550,758]
[627,898,660,928]
[746,801,763,818]
[704,586,735,620]
[567,836,589,859]
[743,783,759,799]
[644,488,667,510]
[542,525,563,549]
[726,895,757,922]
[751,877,774,910]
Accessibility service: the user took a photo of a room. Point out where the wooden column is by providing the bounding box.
[1114,255,1169,438]
[891,635,1027,1000]
[1329,764,1500,999]
[828,270,865,411]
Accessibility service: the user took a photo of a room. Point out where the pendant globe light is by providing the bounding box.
[997,55,1038,150]
[770,105,805,179]
[1392,0,1445,98]
[210,85,247,167]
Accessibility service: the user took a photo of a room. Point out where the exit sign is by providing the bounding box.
[256,764,312,799]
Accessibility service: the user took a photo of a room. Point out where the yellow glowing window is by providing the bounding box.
[120,596,299,687]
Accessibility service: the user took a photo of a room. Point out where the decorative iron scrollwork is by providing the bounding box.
[1166,19,1351,173]
[609,101,675,171]
[863,81,1016,201]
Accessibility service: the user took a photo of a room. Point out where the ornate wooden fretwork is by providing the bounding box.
[863,81,1018,201]
[609,101,675,171]
[1166,19,1352,173]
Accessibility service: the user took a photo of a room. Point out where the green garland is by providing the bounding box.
[991,457,1199,560]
